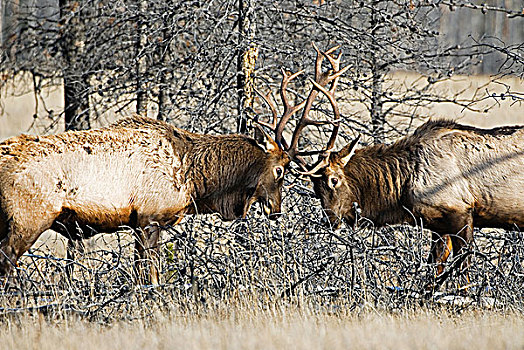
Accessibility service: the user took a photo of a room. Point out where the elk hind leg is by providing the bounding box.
[449,219,474,279]
[428,233,453,276]
[134,224,161,285]
[431,211,474,287]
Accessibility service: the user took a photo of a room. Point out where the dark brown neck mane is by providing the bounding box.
[345,136,418,226]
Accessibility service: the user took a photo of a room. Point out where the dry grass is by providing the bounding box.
[0,212,521,349]
[0,306,523,350]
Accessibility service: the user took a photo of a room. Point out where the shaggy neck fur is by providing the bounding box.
[345,137,417,226]
[186,136,266,219]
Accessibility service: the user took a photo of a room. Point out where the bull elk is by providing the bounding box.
[0,114,296,283]
[303,106,524,280]
[270,47,524,284]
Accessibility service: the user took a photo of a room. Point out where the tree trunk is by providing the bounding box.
[156,14,171,121]
[370,68,384,144]
[135,0,148,116]
[59,0,90,131]
[370,2,384,144]
[236,0,258,134]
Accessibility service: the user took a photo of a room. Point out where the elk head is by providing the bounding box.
[309,138,360,227]
[242,129,290,220]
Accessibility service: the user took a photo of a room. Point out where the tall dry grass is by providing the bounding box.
[1,306,523,350]
[0,206,522,349]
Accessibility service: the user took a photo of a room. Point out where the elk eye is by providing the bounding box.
[330,177,339,188]
[273,166,284,181]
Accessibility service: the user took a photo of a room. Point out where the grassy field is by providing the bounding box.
[1,307,523,350]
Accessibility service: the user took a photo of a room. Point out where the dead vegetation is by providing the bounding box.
[0,192,523,348]
[0,188,522,324]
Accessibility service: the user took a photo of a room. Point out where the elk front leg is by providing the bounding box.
[0,238,17,277]
[66,238,85,281]
[134,224,161,285]
[428,209,474,283]
[0,214,56,277]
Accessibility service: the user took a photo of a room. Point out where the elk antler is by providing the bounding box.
[255,43,349,171]
[290,43,350,154]
[255,68,306,150]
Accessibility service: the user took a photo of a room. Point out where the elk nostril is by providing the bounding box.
[268,213,281,220]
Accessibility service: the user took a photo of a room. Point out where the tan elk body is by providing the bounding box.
[0,115,290,280]
[311,120,524,273]
[251,43,523,279]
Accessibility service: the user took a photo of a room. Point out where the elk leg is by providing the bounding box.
[0,214,55,276]
[429,210,474,287]
[134,229,147,284]
[146,224,161,286]
[0,237,17,276]
[0,216,12,276]
[428,233,453,276]
[134,224,161,285]
[66,238,85,281]
[449,222,474,275]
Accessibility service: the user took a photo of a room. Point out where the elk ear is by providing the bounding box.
[337,135,360,167]
[255,125,280,152]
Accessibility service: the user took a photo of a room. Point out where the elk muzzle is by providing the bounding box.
[261,198,282,220]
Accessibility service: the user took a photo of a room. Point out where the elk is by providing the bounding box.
[272,46,524,281]
[0,115,295,283]
[303,111,524,279]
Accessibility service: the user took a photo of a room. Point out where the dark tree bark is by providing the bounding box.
[135,0,148,116]
[236,0,258,134]
[59,0,90,131]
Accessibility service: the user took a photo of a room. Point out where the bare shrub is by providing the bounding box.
[1,185,523,323]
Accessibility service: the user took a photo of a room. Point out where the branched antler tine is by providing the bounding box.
[329,64,351,86]
[312,43,340,63]
[275,68,306,146]
[254,87,278,130]
[287,87,321,156]
[323,44,341,55]
[287,45,338,156]
[312,43,341,82]
[325,64,350,98]
[317,47,352,98]
[312,42,326,82]
[279,68,306,116]
[310,78,341,152]
[322,50,341,71]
